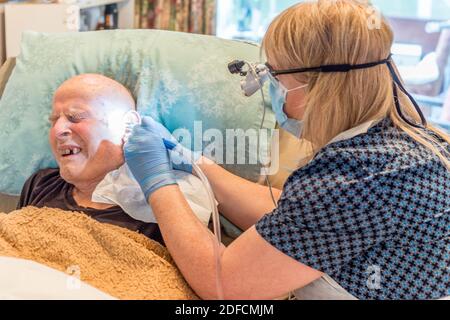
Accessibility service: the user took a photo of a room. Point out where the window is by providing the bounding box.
[217,0,450,41]
[373,0,450,20]
[216,0,450,132]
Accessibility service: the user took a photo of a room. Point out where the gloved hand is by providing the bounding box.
[143,118,201,174]
[124,117,177,200]
[168,142,202,174]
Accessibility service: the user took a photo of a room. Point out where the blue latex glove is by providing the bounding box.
[168,143,202,174]
[146,118,201,174]
[124,117,177,200]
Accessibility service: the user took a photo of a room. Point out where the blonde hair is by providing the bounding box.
[262,0,450,169]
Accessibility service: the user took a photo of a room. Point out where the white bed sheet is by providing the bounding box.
[0,257,116,300]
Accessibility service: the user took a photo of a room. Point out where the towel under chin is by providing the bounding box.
[92,164,214,226]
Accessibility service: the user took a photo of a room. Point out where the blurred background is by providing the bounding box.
[216,0,450,130]
[1,0,449,130]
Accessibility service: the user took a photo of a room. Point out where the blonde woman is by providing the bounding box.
[124,0,450,300]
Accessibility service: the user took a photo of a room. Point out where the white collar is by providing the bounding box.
[327,119,382,146]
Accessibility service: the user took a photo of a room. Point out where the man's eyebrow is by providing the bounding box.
[48,106,92,119]
[66,105,91,113]
[48,113,60,123]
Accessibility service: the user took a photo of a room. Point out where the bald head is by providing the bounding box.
[54,74,135,115]
[49,74,139,187]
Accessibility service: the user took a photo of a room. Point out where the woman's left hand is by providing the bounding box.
[124,117,178,200]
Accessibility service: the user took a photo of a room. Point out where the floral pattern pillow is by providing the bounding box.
[0,30,275,195]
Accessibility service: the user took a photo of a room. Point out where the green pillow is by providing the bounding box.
[0,30,275,195]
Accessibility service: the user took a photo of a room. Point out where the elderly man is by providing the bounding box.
[17,74,164,244]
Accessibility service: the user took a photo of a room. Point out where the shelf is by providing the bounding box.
[0,0,127,9]
[76,0,127,10]
[4,0,135,57]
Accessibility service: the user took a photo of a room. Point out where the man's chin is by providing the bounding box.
[59,168,79,185]
[58,162,87,185]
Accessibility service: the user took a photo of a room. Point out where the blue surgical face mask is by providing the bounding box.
[269,76,307,137]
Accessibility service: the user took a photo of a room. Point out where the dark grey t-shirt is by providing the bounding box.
[18,168,164,245]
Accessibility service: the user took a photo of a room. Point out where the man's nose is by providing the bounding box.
[53,117,72,139]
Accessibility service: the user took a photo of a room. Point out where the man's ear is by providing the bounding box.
[121,111,141,146]
[123,110,141,127]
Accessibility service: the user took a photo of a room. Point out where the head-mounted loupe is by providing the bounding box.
[228,60,270,97]
[228,55,427,128]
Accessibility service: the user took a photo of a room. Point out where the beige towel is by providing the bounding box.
[0,206,198,300]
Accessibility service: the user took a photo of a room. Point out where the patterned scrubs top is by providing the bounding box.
[256,118,450,300]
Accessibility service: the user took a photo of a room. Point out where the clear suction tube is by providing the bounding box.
[192,162,224,300]
[161,137,224,299]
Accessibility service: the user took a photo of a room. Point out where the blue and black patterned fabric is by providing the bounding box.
[256,118,450,300]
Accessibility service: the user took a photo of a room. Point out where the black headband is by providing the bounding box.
[266,55,393,76]
[266,54,427,128]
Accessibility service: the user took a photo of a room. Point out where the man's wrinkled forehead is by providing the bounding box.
[54,74,135,111]
[55,81,108,105]
[50,101,97,118]
[52,90,107,120]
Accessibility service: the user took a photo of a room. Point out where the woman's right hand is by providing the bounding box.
[147,117,201,174]
[124,117,177,200]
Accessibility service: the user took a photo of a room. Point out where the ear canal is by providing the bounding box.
[121,111,142,144]
[123,111,141,127]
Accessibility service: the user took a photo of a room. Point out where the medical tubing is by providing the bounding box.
[247,61,268,131]
[164,139,224,300]
[258,78,278,208]
[241,62,277,207]
[192,162,225,300]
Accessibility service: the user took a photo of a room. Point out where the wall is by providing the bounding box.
[0,5,5,65]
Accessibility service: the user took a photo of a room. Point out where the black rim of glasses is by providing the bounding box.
[265,55,393,77]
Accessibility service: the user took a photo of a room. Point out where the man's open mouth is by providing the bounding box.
[60,147,82,158]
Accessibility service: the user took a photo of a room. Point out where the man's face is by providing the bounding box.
[49,93,126,185]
